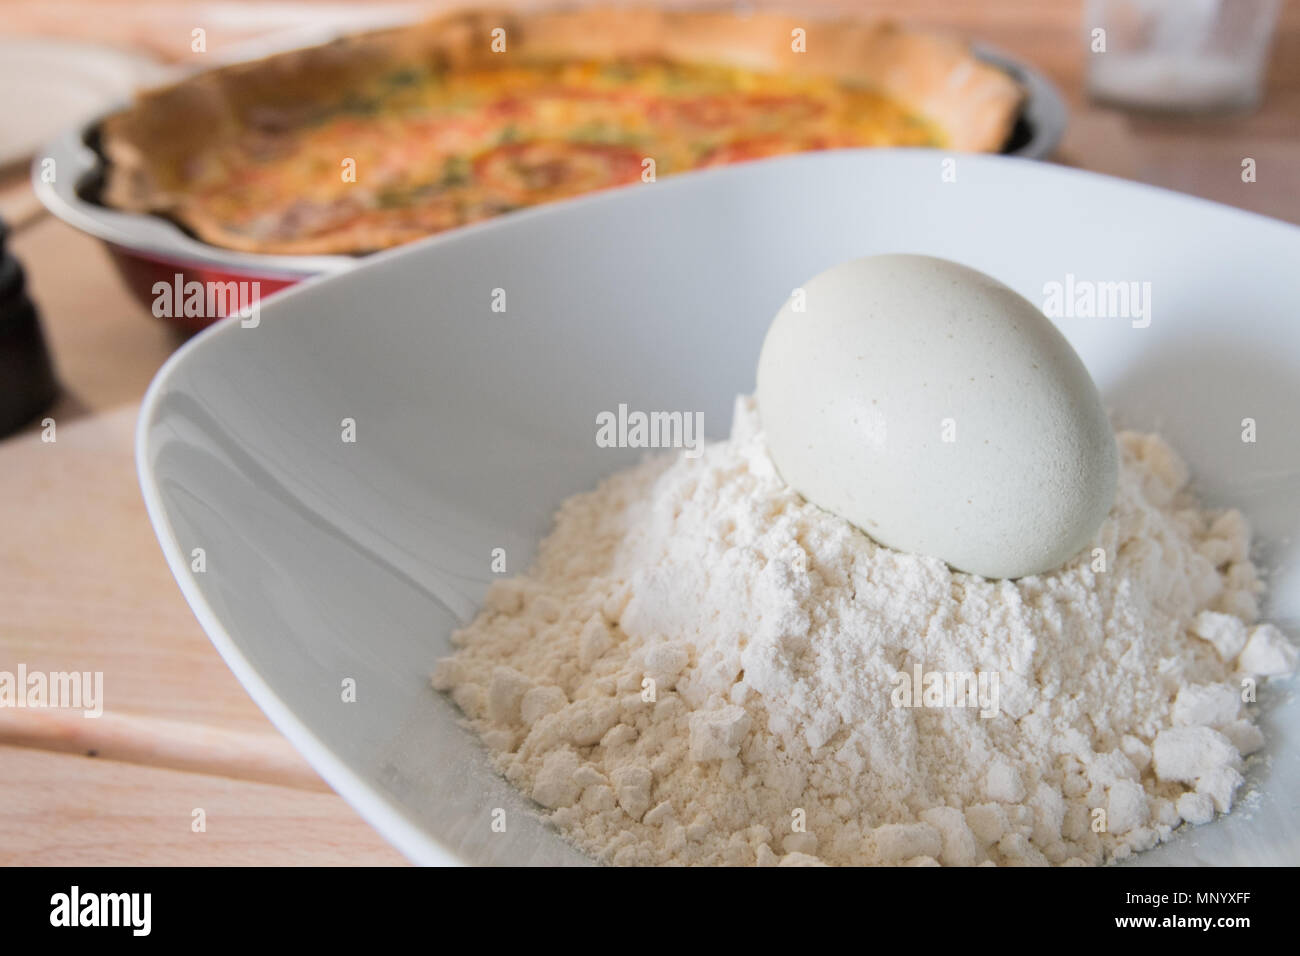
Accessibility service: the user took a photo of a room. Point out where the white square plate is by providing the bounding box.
[137,150,1300,865]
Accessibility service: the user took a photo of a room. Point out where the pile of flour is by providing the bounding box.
[433,396,1296,866]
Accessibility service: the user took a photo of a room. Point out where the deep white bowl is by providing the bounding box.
[137,150,1300,866]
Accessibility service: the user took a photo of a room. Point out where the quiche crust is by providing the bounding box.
[101,7,1023,256]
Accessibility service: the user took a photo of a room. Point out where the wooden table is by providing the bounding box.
[1,0,1297,866]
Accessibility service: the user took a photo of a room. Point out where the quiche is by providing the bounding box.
[100,7,1022,256]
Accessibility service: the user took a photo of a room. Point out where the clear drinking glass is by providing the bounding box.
[1084,0,1281,113]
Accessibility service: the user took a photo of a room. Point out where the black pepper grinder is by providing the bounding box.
[0,218,59,438]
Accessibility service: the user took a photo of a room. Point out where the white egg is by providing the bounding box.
[756,254,1117,579]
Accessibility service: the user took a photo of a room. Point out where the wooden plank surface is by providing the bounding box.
[0,746,405,865]
[0,404,407,864]
[0,0,1297,866]
[0,404,277,732]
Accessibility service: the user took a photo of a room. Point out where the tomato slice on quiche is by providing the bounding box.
[474,141,645,204]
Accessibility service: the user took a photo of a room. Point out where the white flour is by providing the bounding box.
[433,396,1296,865]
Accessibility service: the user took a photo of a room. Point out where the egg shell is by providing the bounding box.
[756,254,1117,579]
